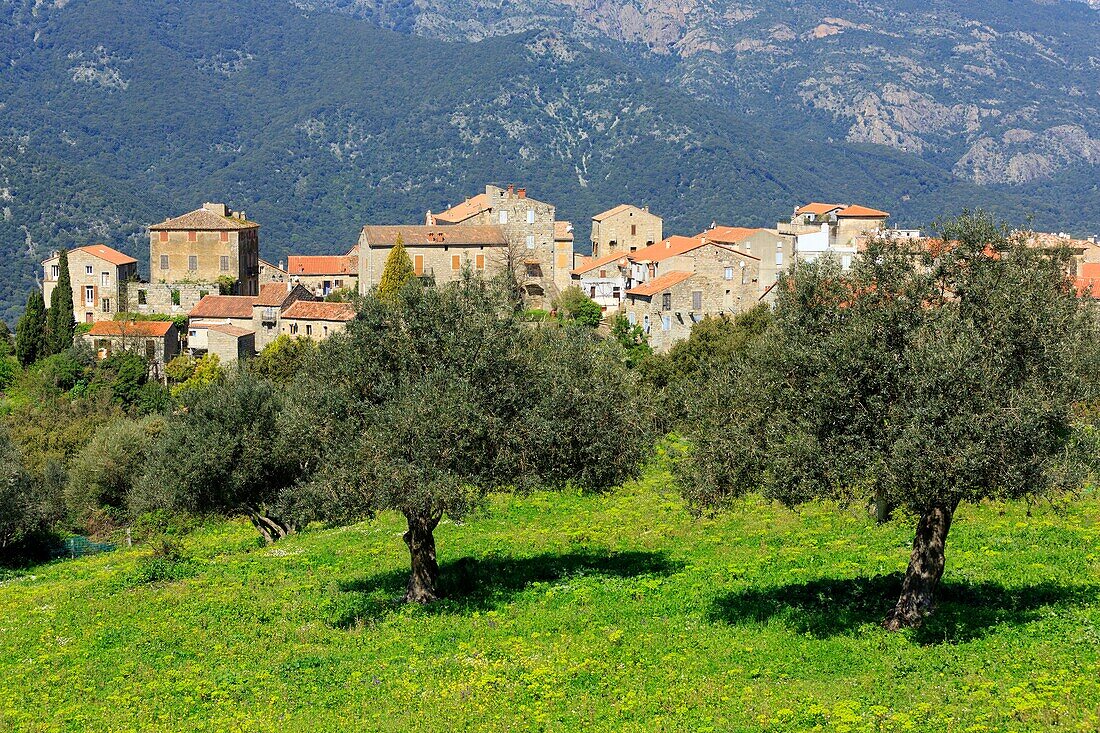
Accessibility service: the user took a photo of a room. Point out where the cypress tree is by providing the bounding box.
[15,289,47,366]
[46,249,76,354]
[377,234,415,302]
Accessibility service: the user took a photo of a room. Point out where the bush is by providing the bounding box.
[129,537,197,585]
[553,286,603,328]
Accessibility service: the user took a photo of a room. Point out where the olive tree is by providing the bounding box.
[678,211,1099,629]
[282,274,648,602]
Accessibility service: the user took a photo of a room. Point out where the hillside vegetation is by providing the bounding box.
[1,0,1097,320]
[1,463,1098,732]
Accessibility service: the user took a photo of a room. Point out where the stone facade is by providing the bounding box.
[357,225,509,294]
[252,283,317,350]
[279,301,355,341]
[285,254,358,298]
[259,259,288,284]
[205,325,255,364]
[84,320,180,378]
[42,245,139,324]
[591,204,662,258]
[149,203,261,296]
[699,227,789,290]
[129,282,219,318]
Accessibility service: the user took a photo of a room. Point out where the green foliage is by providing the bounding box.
[45,249,76,355]
[324,288,356,303]
[0,357,19,393]
[216,276,237,296]
[610,313,652,368]
[0,429,55,565]
[65,416,164,528]
[0,320,14,357]
[376,234,415,303]
[14,290,47,367]
[168,354,224,403]
[553,286,603,328]
[249,335,317,384]
[127,538,197,585]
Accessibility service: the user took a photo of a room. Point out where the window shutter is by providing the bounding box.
[414,255,424,276]
[476,255,485,270]
[452,255,460,271]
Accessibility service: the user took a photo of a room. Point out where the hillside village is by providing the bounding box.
[36,183,1100,369]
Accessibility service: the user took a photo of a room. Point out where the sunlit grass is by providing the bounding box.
[1,464,1098,732]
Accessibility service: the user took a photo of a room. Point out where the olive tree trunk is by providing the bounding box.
[883,503,956,630]
[403,511,442,603]
[245,506,297,545]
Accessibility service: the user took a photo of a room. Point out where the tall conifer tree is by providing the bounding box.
[46,249,76,354]
[15,290,47,366]
[377,234,415,302]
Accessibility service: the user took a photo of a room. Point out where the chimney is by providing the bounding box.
[517,188,526,199]
[278,259,285,270]
[203,202,228,217]
[643,205,649,212]
[426,210,433,226]
[507,184,515,197]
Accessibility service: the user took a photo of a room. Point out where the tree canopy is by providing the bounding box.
[45,250,76,355]
[15,290,47,366]
[677,211,1100,629]
[377,234,415,303]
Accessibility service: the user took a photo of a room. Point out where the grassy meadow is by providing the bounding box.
[1,459,1098,732]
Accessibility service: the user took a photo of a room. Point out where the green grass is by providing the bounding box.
[2,464,1098,732]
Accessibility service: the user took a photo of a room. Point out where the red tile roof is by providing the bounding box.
[837,204,890,219]
[554,221,574,241]
[77,244,138,267]
[796,202,844,216]
[87,320,174,337]
[286,255,358,276]
[629,236,706,263]
[699,226,769,244]
[592,204,638,221]
[255,283,293,307]
[189,295,257,319]
[571,251,630,275]
[626,270,694,297]
[150,207,258,231]
[280,301,356,322]
[360,225,508,247]
[433,194,491,224]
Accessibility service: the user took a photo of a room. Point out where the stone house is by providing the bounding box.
[252,282,316,350]
[279,301,356,341]
[259,258,288,285]
[357,225,509,295]
[84,320,180,377]
[187,294,257,358]
[42,245,139,324]
[149,202,261,296]
[285,253,358,297]
[779,203,889,270]
[430,185,571,303]
[591,204,662,258]
[570,251,631,311]
[698,226,789,291]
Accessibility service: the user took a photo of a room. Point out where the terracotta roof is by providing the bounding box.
[626,270,694,297]
[796,202,844,216]
[837,204,889,218]
[571,251,629,275]
[592,204,636,221]
[189,295,257,319]
[630,236,757,264]
[360,225,508,247]
[554,221,574,241]
[255,283,293,307]
[286,255,358,276]
[79,244,138,266]
[87,320,174,337]
[433,194,491,224]
[699,226,769,244]
[280,301,356,322]
[150,208,258,231]
[204,324,255,338]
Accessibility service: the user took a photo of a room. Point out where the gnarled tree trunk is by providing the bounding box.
[403,510,442,603]
[245,506,297,545]
[873,486,895,524]
[883,502,957,630]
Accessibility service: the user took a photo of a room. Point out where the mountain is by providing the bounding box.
[0,0,1096,322]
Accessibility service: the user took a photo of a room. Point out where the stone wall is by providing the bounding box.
[43,250,137,324]
[592,206,662,258]
[130,282,217,317]
[149,227,259,295]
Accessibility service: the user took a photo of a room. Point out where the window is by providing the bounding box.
[642,315,650,333]
[724,267,734,280]
[662,292,672,311]
[84,286,94,305]
[613,286,621,300]
[631,224,636,236]
[137,290,147,305]
[627,311,636,325]
[101,298,111,313]
[414,255,424,276]
[692,290,702,310]
[590,286,597,298]
[290,323,298,335]
[776,252,784,266]
[334,280,342,289]
[188,255,197,271]
[159,231,169,243]
[85,312,93,324]
[476,255,485,271]
[187,230,197,242]
[101,272,109,286]
[85,265,93,276]
[220,231,229,243]
[525,235,535,250]
[499,211,508,224]
[50,264,59,280]
[662,315,672,331]
[220,256,230,272]
[305,324,313,336]
[160,255,169,270]
[526,209,535,224]
[322,280,332,294]
[323,325,329,337]
[451,255,461,271]
[145,340,155,360]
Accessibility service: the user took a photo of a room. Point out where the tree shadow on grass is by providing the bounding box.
[328,549,681,627]
[709,574,1099,645]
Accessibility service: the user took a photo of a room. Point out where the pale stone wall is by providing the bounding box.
[43,250,137,324]
[592,207,662,258]
[149,228,259,295]
[206,329,255,364]
[83,329,180,370]
[280,318,349,341]
[360,243,504,291]
[130,282,216,317]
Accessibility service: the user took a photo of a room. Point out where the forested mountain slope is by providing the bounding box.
[0,0,1096,320]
